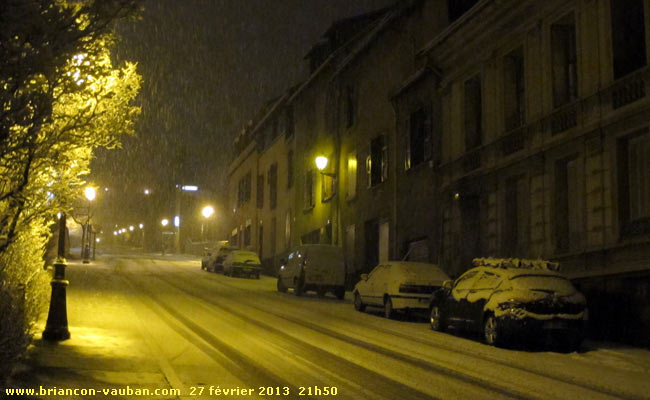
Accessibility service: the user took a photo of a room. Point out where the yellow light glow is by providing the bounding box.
[139,223,144,229]
[129,226,134,231]
[161,219,169,227]
[315,156,329,171]
[202,205,215,219]
[84,186,96,201]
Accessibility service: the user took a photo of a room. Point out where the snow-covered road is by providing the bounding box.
[102,253,650,400]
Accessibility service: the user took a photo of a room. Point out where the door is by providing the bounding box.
[365,219,379,273]
[465,271,501,330]
[449,271,480,326]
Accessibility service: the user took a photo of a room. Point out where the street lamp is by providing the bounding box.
[82,186,96,263]
[201,205,215,242]
[315,156,336,177]
[161,218,169,255]
[43,212,70,341]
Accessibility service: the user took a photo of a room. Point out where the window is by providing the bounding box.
[555,156,581,252]
[551,12,578,108]
[448,0,479,22]
[346,151,357,199]
[270,217,277,254]
[268,163,278,209]
[367,134,388,187]
[503,47,525,131]
[237,171,252,206]
[285,106,294,139]
[618,130,650,237]
[321,154,335,202]
[503,175,528,256]
[258,224,264,257]
[346,224,355,272]
[321,174,335,202]
[304,169,315,209]
[610,0,647,79]
[287,150,294,189]
[285,209,291,250]
[406,107,432,169]
[244,221,251,247]
[464,75,482,150]
[344,84,356,128]
[256,174,264,209]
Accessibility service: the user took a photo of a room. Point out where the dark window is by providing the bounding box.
[551,13,578,108]
[270,217,277,254]
[406,107,432,169]
[618,130,650,237]
[504,47,525,131]
[555,156,581,252]
[321,172,335,202]
[304,169,315,209]
[287,150,294,189]
[269,163,278,209]
[448,0,479,22]
[285,106,294,139]
[256,174,264,209]
[503,175,528,256]
[344,84,356,128]
[611,0,647,79]
[367,134,388,187]
[244,224,251,247]
[237,171,252,206]
[258,225,264,257]
[464,75,482,150]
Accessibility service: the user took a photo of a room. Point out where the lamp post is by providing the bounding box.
[161,218,169,255]
[201,205,215,242]
[42,213,70,341]
[315,156,338,245]
[82,186,96,263]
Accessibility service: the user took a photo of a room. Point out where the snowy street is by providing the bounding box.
[17,252,648,400]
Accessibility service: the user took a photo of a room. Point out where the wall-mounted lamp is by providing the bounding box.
[315,156,336,178]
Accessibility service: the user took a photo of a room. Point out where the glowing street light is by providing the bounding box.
[139,223,144,229]
[144,189,150,195]
[202,205,215,219]
[161,218,169,227]
[84,186,96,201]
[315,156,329,171]
[129,225,134,231]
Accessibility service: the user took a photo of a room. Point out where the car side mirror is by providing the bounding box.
[442,280,453,290]
[361,273,369,281]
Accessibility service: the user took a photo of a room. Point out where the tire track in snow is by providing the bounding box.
[143,259,532,400]
[161,258,637,400]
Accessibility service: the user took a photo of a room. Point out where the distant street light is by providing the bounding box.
[82,186,96,263]
[201,205,215,241]
[144,188,150,195]
[161,218,169,227]
[161,218,169,255]
[129,225,134,231]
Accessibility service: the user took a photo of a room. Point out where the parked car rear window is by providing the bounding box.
[510,274,576,294]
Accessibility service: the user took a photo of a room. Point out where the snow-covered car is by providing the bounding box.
[353,261,450,319]
[222,250,262,279]
[277,244,346,299]
[428,258,587,351]
[201,245,238,273]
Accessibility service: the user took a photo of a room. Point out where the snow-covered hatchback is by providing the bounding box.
[429,259,587,351]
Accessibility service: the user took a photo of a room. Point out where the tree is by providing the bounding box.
[0,0,141,378]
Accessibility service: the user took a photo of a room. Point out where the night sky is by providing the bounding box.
[90,0,392,226]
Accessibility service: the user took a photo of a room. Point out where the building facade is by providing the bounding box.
[227,0,649,345]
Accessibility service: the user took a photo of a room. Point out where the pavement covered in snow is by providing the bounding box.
[6,252,650,400]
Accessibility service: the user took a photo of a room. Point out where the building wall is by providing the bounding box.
[420,0,650,344]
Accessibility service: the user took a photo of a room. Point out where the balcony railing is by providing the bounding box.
[439,66,650,188]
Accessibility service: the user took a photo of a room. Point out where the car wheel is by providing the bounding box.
[384,296,395,319]
[277,278,287,293]
[316,286,326,297]
[334,286,345,300]
[484,314,501,346]
[557,334,583,353]
[354,292,365,312]
[430,305,444,332]
[294,276,304,296]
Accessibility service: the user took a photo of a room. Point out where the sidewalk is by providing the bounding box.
[5,257,177,400]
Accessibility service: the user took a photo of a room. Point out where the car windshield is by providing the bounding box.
[400,264,448,281]
[510,274,576,295]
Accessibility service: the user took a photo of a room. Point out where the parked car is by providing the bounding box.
[201,245,238,273]
[222,250,262,279]
[428,258,587,351]
[277,244,346,299]
[353,261,450,319]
